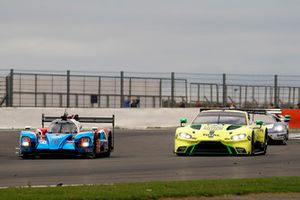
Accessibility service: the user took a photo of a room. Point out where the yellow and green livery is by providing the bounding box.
[175,109,268,156]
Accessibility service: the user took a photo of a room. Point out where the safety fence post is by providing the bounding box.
[185,79,188,107]
[171,72,175,107]
[274,74,278,108]
[6,69,14,107]
[35,74,37,107]
[98,76,101,108]
[66,70,70,108]
[222,73,227,107]
[5,76,9,107]
[159,78,162,107]
[120,71,124,108]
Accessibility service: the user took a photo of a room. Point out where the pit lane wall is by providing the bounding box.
[0,108,200,129]
[1,108,300,130]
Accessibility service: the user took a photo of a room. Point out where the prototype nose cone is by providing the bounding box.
[46,133,72,150]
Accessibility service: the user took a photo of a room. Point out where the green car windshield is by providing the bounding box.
[192,112,247,125]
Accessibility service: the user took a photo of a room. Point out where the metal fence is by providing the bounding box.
[0,76,6,106]
[1,69,300,108]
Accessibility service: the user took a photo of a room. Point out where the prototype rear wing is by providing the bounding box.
[42,114,115,150]
[42,114,115,127]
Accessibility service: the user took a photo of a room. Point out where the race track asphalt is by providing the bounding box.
[1,129,300,187]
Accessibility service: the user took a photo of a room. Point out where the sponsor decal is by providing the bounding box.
[203,133,219,137]
[53,139,59,144]
[40,140,47,144]
[203,124,223,131]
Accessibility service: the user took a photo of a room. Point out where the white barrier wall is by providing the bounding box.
[0,108,200,129]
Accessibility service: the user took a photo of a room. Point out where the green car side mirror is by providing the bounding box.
[255,120,263,126]
[180,117,187,127]
[284,115,291,122]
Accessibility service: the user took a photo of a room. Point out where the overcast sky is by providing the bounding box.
[0,0,300,74]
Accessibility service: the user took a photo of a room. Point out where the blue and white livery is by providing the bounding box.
[19,114,114,158]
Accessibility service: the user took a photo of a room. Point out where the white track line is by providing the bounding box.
[289,133,300,139]
[0,183,111,189]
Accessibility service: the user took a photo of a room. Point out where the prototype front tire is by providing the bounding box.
[21,154,34,159]
[86,153,96,159]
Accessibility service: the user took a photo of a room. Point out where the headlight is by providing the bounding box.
[80,138,90,147]
[21,136,31,147]
[178,132,193,139]
[231,134,246,141]
[274,125,285,132]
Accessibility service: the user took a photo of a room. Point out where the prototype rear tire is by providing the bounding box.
[102,151,111,157]
[102,133,112,157]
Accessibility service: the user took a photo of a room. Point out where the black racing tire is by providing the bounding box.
[282,139,287,145]
[21,154,34,159]
[262,132,268,155]
[108,133,113,151]
[268,136,274,145]
[250,132,255,155]
[175,152,189,157]
[102,133,112,157]
[87,135,98,159]
[282,131,289,145]
[282,137,288,145]
[102,151,111,157]
[86,153,96,159]
[176,152,188,156]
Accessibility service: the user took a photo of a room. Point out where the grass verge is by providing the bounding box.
[1,177,300,200]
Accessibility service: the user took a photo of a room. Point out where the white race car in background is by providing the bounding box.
[252,109,290,145]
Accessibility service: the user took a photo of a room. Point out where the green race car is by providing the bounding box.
[174,109,268,156]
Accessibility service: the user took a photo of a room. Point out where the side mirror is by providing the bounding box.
[180,117,187,127]
[37,127,48,136]
[41,128,48,135]
[255,120,263,126]
[284,115,290,122]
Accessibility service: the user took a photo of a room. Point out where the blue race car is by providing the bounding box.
[19,113,115,159]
